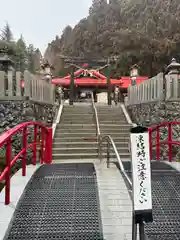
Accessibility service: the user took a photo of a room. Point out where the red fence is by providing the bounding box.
[149,121,180,162]
[0,122,52,205]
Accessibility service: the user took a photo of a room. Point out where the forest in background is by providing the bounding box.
[44,0,180,77]
[0,23,41,73]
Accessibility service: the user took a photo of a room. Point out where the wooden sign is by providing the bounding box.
[130,126,153,223]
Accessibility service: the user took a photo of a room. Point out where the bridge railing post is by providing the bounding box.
[22,127,27,176]
[168,123,172,162]
[148,128,152,160]
[156,127,160,160]
[32,125,38,165]
[5,138,11,205]
[45,127,52,164]
[40,127,45,164]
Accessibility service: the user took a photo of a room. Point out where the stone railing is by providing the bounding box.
[127,72,180,106]
[0,70,55,104]
[127,72,164,105]
[126,58,180,161]
[0,69,57,134]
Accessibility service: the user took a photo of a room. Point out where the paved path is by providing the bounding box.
[0,164,40,240]
[96,161,133,240]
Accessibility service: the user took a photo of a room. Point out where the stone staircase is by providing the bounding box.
[96,105,131,160]
[52,104,98,161]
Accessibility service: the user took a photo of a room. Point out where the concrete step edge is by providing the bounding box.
[52,147,129,150]
[52,141,128,144]
[52,152,130,156]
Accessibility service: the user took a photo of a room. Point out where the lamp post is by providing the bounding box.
[106,63,112,105]
[130,64,139,86]
[69,65,75,105]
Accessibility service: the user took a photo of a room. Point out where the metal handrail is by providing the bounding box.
[99,134,132,187]
[52,91,64,138]
[91,92,100,138]
[98,134,146,239]
[52,103,64,138]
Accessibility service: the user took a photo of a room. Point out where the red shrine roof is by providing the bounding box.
[120,77,148,88]
[52,68,148,88]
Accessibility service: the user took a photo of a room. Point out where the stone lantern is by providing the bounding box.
[166,58,180,75]
[130,64,139,86]
[0,54,14,72]
[40,60,54,82]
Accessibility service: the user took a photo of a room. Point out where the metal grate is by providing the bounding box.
[4,163,104,240]
[118,161,180,240]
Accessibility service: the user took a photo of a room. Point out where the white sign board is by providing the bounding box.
[130,132,152,212]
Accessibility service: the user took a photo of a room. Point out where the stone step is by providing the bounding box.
[52,147,129,154]
[52,141,129,148]
[98,118,127,122]
[55,129,130,134]
[61,116,93,120]
[61,116,94,120]
[62,113,93,116]
[63,106,92,109]
[60,120,94,124]
[56,124,96,129]
[53,137,98,142]
[62,111,93,114]
[54,133,97,138]
[62,114,93,119]
[52,147,98,154]
[53,142,98,148]
[100,133,130,137]
[99,120,127,124]
[53,136,129,142]
[97,112,124,115]
[52,153,98,159]
[97,112,125,115]
[99,124,131,127]
[98,113,126,121]
[100,128,130,133]
[52,152,130,160]
[55,128,96,133]
[96,107,123,110]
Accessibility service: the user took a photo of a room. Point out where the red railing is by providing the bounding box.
[149,121,180,162]
[0,122,52,205]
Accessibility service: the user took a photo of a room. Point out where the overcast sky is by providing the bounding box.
[0,0,92,54]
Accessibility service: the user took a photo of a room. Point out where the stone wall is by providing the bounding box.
[127,102,180,161]
[0,99,57,181]
[0,100,56,133]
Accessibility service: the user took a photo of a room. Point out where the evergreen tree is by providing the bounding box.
[16,35,27,71]
[89,0,107,14]
[27,44,35,73]
[0,22,13,42]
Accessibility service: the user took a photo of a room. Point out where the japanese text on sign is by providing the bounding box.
[130,132,152,211]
